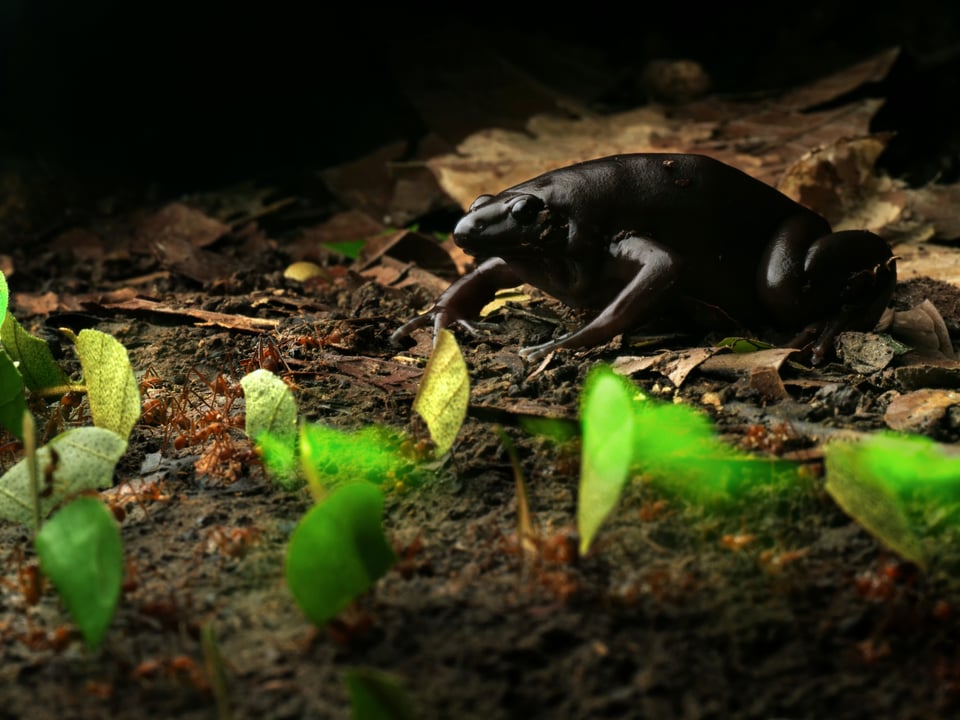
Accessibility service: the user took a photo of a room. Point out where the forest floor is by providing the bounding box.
[4,17,960,720]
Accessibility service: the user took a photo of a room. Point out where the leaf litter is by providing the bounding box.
[3,43,960,720]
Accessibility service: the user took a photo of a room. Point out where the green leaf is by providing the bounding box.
[629,387,796,502]
[0,426,127,529]
[255,431,301,489]
[320,239,365,260]
[344,668,417,720]
[75,329,141,439]
[825,438,925,567]
[299,422,410,496]
[577,366,636,554]
[412,328,469,456]
[0,269,8,323]
[0,311,70,392]
[0,350,27,439]
[286,482,397,626]
[35,496,123,649]
[823,433,960,568]
[715,336,774,353]
[517,416,579,443]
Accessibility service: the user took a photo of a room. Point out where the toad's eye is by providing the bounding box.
[509,195,545,225]
[468,194,495,212]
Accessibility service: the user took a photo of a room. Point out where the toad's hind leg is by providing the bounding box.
[758,215,896,364]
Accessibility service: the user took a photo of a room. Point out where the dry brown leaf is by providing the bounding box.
[285,210,386,263]
[97,296,278,332]
[50,227,106,261]
[427,107,709,209]
[661,347,718,387]
[356,228,458,280]
[321,139,452,226]
[776,48,900,109]
[749,366,788,403]
[609,353,671,376]
[884,389,960,434]
[777,136,905,232]
[834,332,900,374]
[149,236,241,284]
[137,202,229,249]
[904,182,960,241]
[884,300,955,359]
[427,50,901,212]
[699,348,799,378]
[11,291,59,316]
[891,241,960,287]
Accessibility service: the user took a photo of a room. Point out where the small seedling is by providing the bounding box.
[576,365,800,554]
[285,482,397,627]
[0,269,141,648]
[35,495,123,649]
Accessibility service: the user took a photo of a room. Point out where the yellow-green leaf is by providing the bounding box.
[76,329,141,439]
[0,426,127,529]
[241,368,297,443]
[412,329,469,456]
[241,368,300,488]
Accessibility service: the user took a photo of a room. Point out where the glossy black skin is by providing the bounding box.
[392,153,896,364]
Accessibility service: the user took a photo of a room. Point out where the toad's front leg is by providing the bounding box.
[390,257,523,345]
[520,234,682,362]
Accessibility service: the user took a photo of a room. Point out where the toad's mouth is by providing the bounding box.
[455,220,570,258]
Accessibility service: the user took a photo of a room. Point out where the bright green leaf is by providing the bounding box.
[344,668,417,720]
[0,270,8,323]
[0,427,127,529]
[299,422,410,497]
[0,311,70,392]
[630,389,796,502]
[286,482,397,626]
[76,329,141,439]
[517,415,579,443]
[0,350,27,439]
[577,366,636,554]
[716,336,774,353]
[823,433,960,568]
[412,328,469,456]
[35,496,123,649]
[255,431,301,489]
[320,239,365,260]
[825,438,924,567]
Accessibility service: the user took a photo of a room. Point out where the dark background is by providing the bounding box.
[1,1,958,196]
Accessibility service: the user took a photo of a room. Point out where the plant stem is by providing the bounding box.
[23,411,39,534]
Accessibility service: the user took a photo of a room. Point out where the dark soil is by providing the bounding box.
[4,5,960,720]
